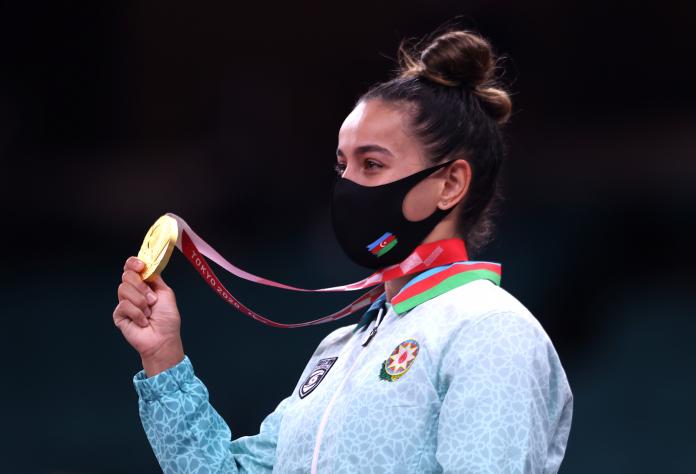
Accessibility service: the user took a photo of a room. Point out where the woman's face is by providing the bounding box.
[336,98,457,222]
[335,99,429,186]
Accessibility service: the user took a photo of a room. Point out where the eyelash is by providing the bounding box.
[334,160,381,176]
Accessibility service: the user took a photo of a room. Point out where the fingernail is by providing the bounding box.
[145,306,152,317]
[146,292,157,304]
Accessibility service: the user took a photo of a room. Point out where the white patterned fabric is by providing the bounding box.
[133,278,573,473]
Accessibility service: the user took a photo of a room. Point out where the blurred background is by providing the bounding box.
[1,0,694,472]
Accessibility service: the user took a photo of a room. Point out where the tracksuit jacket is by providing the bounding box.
[132,260,574,473]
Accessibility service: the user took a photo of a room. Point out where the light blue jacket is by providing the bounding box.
[133,262,573,473]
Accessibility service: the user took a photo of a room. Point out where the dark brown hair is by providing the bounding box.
[358,29,513,257]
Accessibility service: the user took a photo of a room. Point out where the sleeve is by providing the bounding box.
[435,311,574,474]
[133,354,291,474]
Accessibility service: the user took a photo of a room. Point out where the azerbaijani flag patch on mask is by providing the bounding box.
[367,232,398,257]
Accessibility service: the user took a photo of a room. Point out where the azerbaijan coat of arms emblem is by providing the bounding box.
[379,339,420,382]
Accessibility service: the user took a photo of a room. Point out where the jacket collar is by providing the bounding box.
[353,260,502,333]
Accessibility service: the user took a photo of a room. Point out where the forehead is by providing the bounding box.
[338,99,413,150]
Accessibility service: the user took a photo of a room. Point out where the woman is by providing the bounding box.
[114,29,573,473]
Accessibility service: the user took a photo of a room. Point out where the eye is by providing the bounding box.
[364,159,382,170]
[334,159,383,177]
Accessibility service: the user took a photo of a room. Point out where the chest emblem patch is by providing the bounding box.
[379,339,420,382]
[299,357,338,399]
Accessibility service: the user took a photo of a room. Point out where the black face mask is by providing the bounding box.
[330,159,458,269]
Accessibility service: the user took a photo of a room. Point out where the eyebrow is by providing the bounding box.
[336,144,394,158]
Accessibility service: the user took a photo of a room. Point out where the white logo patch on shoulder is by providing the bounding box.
[299,357,338,399]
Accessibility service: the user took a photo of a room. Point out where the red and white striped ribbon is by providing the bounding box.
[166,212,469,328]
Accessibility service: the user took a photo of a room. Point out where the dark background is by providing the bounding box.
[1,1,694,472]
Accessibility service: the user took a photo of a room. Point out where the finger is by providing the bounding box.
[117,281,152,316]
[124,256,145,273]
[123,270,159,305]
[113,299,149,328]
[122,269,151,294]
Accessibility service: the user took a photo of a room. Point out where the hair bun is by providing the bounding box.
[419,30,494,88]
[399,29,512,125]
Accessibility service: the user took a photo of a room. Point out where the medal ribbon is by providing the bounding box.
[166,212,485,328]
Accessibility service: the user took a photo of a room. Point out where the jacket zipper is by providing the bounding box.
[361,303,386,347]
[310,303,387,473]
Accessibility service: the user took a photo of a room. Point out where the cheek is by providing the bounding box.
[402,179,438,221]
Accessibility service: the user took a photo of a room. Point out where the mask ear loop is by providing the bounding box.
[408,158,461,197]
[411,157,460,177]
[409,158,461,186]
[400,159,461,226]
[431,157,461,173]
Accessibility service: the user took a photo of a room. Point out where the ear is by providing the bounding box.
[437,159,472,210]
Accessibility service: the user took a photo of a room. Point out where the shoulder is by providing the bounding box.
[419,279,547,341]
[431,279,540,324]
[431,281,571,396]
[418,280,566,374]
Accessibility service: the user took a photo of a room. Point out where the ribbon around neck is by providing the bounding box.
[166,212,473,328]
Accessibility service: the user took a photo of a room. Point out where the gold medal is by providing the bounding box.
[137,215,178,282]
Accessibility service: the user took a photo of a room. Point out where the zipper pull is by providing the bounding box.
[362,327,378,347]
[361,305,385,347]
